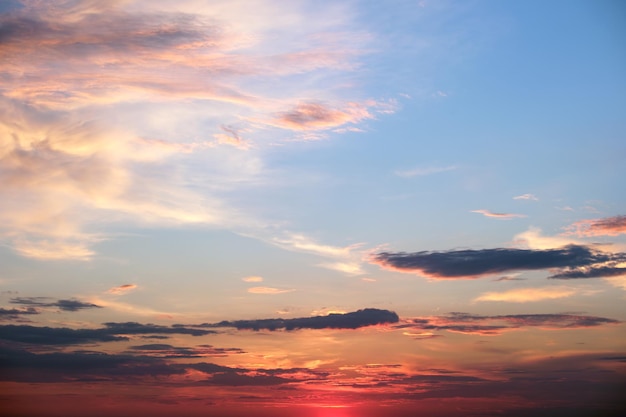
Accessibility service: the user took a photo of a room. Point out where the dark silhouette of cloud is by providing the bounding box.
[373,245,626,279]
[397,312,620,336]
[0,322,215,345]
[128,343,245,358]
[10,297,102,311]
[202,308,399,331]
[0,307,39,321]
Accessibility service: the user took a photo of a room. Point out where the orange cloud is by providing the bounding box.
[242,276,264,283]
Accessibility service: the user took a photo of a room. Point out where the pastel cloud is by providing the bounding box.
[242,276,264,283]
[107,284,138,295]
[513,194,538,201]
[247,287,295,295]
[565,215,626,237]
[471,209,526,219]
[473,287,577,303]
[0,0,386,260]
[372,244,626,279]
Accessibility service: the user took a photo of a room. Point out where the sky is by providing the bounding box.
[1,0,625,416]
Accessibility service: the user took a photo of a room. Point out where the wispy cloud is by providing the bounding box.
[565,215,626,237]
[513,194,538,201]
[127,343,245,358]
[242,276,264,283]
[394,165,456,178]
[397,312,620,336]
[0,0,390,260]
[10,297,102,312]
[473,287,578,303]
[471,209,526,219]
[107,284,138,295]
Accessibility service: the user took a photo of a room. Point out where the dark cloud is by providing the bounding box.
[103,322,215,337]
[397,312,620,336]
[0,345,185,383]
[373,245,626,279]
[0,324,128,345]
[0,307,39,321]
[548,265,626,279]
[203,308,399,331]
[128,343,245,358]
[0,322,215,345]
[10,297,102,311]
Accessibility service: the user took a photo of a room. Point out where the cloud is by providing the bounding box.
[513,194,538,201]
[471,209,526,219]
[565,215,626,237]
[0,0,387,260]
[242,276,264,283]
[473,287,578,303]
[267,102,374,131]
[0,322,215,345]
[247,287,295,295]
[372,244,626,280]
[397,312,620,336]
[10,297,102,311]
[493,275,526,282]
[128,343,245,358]
[514,227,583,250]
[106,284,138,295]
[206,308,399,331]
[394,165,457,178]
[0,307,39,321]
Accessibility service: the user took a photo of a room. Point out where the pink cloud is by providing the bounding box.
[471,209,526,219]
[247,287,295,295]
[107,284,138,295]
[565,215,626,237]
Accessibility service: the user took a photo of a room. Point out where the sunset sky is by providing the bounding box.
[1,1,625,416]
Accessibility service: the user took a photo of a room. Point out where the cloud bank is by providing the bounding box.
[373,245,626,279]
[206,308,399,331]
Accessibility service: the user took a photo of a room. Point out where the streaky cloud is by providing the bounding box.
[0,322,215,345]
[474,287,577,303]
[372,244,626,279]
[106,284,138,295]
[471,209,526,219]
[10,297,102,311]
[565,215,626,237]
[513,193,538,201]
[397,312,620,336]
